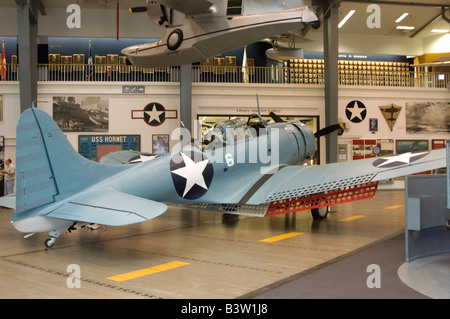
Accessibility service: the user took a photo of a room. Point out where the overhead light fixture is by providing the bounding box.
[396,26,415,30]
[338,10,356,28]
[431,29,449,33]
[395,13,409,23]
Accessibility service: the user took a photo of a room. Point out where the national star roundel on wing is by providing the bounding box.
[372,151,430,168]
[170,151,214,200]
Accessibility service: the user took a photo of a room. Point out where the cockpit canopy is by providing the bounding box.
[204,117,254,150]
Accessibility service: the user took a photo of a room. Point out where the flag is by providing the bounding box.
[87,40,93,80]
[242,45,248,83]
[1,40,6,81]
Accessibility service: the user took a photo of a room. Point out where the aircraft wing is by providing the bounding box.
[158,0,214,15]
[246,148,446,205]
[46,190,168,226]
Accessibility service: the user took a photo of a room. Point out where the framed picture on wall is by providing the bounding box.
[395,139,429,154]
[53,95,109,132]
[369,118,378,132]
[376,139,394,157]
[201,58,214,73]
[152,135,169,155]
[431,139,446,150]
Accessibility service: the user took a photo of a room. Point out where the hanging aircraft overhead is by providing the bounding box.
[121,0,319,67]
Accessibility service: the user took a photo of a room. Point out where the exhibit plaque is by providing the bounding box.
[79,135,141,162]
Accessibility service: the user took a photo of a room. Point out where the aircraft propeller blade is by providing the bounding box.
[129,6,147,13]
[314,123,344,138]
[268,110,285,123]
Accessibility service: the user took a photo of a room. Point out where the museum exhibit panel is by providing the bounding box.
[0,0,449,301]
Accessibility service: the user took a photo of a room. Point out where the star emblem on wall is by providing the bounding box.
[170,151,214,200]
[131,102,178,127]
[345,100,367,123]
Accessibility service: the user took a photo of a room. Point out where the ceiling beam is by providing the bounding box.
[442,6,450,23]
[38,0,46,16]
[410,7,449,38]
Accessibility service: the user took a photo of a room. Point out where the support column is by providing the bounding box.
[180,63,192,132]
[16,0,39,113]
[323,1,340,164]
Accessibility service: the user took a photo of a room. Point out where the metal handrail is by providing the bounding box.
[0,63,448,89]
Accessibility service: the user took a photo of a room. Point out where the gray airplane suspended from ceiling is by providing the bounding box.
[121,0,320,68]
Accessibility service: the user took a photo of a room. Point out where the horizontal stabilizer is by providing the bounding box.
[0,195,16,209]
[47,191,167,226]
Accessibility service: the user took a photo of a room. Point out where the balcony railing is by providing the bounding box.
[0,63,448,89]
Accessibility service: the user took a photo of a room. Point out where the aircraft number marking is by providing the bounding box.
[225,154,234,167]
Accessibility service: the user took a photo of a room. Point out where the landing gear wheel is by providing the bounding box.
[222,213,239,225]
[311,20,321,29]
[311,206,329,220]
[45,237,56,248]
[167,29,183,51]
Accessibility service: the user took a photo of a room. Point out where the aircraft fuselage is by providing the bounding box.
[122,7,318,68]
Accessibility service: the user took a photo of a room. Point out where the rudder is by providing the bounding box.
[15,108,127,214]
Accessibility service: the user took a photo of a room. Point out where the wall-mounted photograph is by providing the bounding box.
[152,134,169,155]
[396,139,429,154]
[53,95,109,132]
[406,102,450,134]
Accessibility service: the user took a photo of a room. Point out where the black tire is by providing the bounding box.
[311,20,321,29]
[167,29,183,51]
[311,206,329,220]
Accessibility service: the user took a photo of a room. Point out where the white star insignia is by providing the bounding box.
[347,101,365,121]
[171,153,210,197]
[145,104,164,123]
[376,151,429,168]
[129,155,157,164]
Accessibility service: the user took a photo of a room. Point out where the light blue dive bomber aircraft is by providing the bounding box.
[0,107,446,247]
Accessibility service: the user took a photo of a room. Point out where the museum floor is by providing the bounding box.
[0,190,443,299]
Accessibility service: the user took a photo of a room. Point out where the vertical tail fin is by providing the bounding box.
[15,108,126,213]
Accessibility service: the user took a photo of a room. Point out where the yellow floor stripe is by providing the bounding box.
[107,261,189,282]
[339,215,366,222]
[385,204,404,210]
[260,232,303,243]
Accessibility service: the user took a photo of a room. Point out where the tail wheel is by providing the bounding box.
[167,29,183,51]
[45,237,56,248]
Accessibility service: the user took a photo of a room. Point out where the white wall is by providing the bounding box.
[1,81,449,166]
[0,82,181,162]
[303,29,425,57]
[422,34,450,55]
[336,86,450,160]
